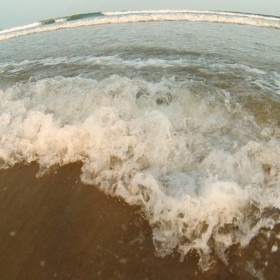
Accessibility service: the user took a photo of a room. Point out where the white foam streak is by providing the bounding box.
[55,18,67,23]
[1,11,279,41]
[0,22,41,35]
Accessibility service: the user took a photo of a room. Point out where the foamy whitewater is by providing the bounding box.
[1,10,280,41]
[1,10,280,279]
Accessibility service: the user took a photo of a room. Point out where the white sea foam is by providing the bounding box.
[3,55,278,98]
[0,55,270,76]
[104,10,280,22]
[55,18,67,23]
[1,10,279,41]
[0,22,41,35]
[1,75,280,269]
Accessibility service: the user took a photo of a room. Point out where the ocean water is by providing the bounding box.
[1,10,280,279]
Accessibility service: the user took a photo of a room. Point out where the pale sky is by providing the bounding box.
[1,0,280,29]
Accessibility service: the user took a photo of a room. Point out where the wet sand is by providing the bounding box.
[0,163,279,280]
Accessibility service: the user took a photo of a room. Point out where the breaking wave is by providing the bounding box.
[1,75,280,272]
[1,10,280,41]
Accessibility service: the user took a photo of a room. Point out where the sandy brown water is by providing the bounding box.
[0,164,280,280]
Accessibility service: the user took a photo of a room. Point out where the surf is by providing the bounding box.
[1,10,280,41]
[1,74,280,272]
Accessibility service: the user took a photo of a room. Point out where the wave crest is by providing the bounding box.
[1,10,280,41]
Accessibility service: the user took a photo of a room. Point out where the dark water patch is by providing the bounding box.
[67,12,103,21]
[41,19,56,25]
